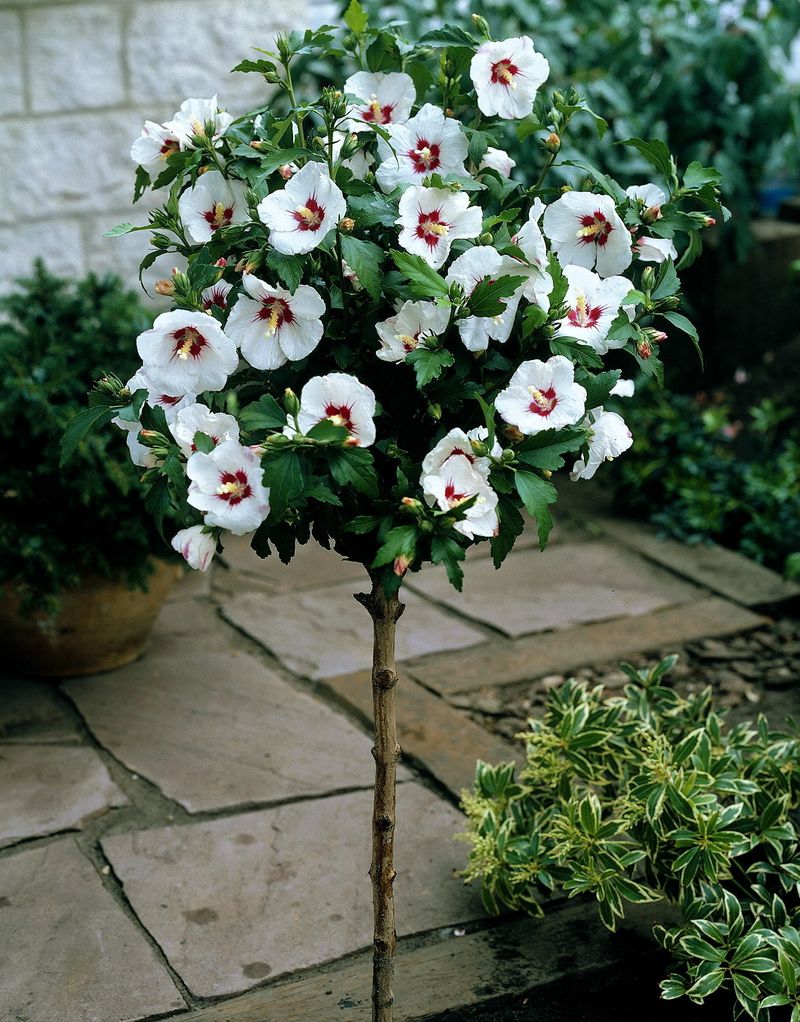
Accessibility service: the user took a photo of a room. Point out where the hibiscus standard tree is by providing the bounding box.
[63,10,725,1020]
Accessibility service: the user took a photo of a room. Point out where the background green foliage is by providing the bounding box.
[462,658,800,1019]
[605,383,800,578]
[0,262,166,613]
[306,0,800,252]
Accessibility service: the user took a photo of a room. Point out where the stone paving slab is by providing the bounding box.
[220,582,485,679]
[587,514,800,610]
[325,670,521,796]
[408,597,768,695]
[0,838,185,1022]
[0,676,78,744]
[0,744,127,847]
[220,535,366,591]
[64,646,379,813]
[406,541,702,638]
[102,782,483,999]
[167,901,670,1021]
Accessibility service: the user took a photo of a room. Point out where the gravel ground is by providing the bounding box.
[452,618,800,741]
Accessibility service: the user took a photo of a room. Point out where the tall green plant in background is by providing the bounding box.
[0,263,163,613]
[307,0,800,254]
[462,659,800,1019]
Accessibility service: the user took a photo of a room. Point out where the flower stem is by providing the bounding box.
[355,573,405,1022]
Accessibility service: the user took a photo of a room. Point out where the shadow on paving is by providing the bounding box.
[419,952,729,1021]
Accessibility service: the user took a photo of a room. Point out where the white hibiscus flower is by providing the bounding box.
[331,131,374,181]
[421,426,501,481]
[570,408,633,480]
[171,525,217,571]
[256,161,347,255]
[543,191,633,278]
[291,373,377,447]
[610,377,635,398]
[421,454,499,539]
[130,120,179,173]
[495,355,587,435]
[169,402,240,458]
[201,280,233,312]
[557,265,632,354]
[626,182,668,222]
[479,147,516,178]
[186,440,270,535]
[396,186,482,269]
[178,171,249,243]
[375,301,451,362]
[136,310,239,394]
[376,104,469,193]
[512,201,553,310]
[163,95,233,150]
[470,37,550,119]
[445,246,523,352]
[634,236,678,263]
[343,70,416,128]
[225,273,326,371]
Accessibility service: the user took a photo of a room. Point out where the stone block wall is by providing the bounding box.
[0,0,316,299]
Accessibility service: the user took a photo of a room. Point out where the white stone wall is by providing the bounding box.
[0,0,314,299]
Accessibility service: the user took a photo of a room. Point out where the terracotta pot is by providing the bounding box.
[1,559,181,679]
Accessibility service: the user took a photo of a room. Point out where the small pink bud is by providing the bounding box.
[214,257,227,268]
[154,279,175,296]
[704,216,716,228]
[279,163,296,180]
[393,554,412,577]
[643,204,662,223]
[637,339,653,360]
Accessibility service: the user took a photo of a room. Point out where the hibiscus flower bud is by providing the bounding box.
[544,132,561,153]
[243,253,263,274]
[501,448,516,463]
[171,525,217,572]
[283,388,301,417]
[704,216,716,228]
[637,339,653,360]
[542,469,553,479]
[479,232,494,245]
[471,13,491,38]
[401,496,423,513]
[445,108,455,117]
[470,438,489,458]
[643,204,662,224]
[502,424,525,444]
[154,279,175,296]
[197,164,212,175]
[646,329,668,344]
[249,140,266,151]
[278,163,297,180]
[214,257,227,268]
[393,554,412,577]
[641,266,656,289]
[427,402,442,420]
[340,217,356,233]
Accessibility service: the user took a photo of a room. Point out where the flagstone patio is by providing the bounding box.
[1,488,797,1022]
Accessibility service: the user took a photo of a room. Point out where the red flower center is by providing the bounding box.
[490,59,519,87]
[202,286,228,311]
[216,469,252,505]
[325,403,355,433]
[160,139,179,158]
[416,209,449,250]
[408,138,441,174]
[444,481,468,506]
[528,386,558,416]
[293,197,325,232]
[203,201,235,231]
[361,100,395,124]
[172,326,207,360]
[577,211,613,247]
[257,297,294,332]
[449,447,476,464]
[159,393,183,406]
[567,296,604,329]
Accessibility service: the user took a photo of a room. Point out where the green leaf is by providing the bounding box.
[145,476,172,537]
[687,970,725,999]
[516,428,587,471]
[60,404,116,466]
[467,275,527,318]
[579,369,622,409]
[417,25,477,47]
[262,450,304,519]
[391,250,450,299]
[661,311,703,370]
[683,162,722,191]
[340,235,385,302]
[265,250,304,292]
[549,336,603,369]
[619,137,675,187]
[372,525,419,568]
[431,534,466,590]
[490,493,525,568]
[651,260,680,301]
[232,57,278,76]
[326,447,379,497]
[345,515,384,534]
[239,394,287,432]
[406,347,455,388]
[513,470,557,549]
[345,192,398,228]
[306,420,349,443]
[193,431,216,454]
[103,222,139,238]
[343,0,368,34]
[366,31,401,73]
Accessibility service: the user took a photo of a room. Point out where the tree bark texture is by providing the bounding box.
[355,572,404,1022]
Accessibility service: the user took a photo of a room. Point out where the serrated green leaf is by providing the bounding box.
[406,347,455,388]
[262,450,304,519]
[391,250,450,299]
[327,447,379,497]
[192,431,215,454]
[468,274,526,318]
[372,524,419,568]
[239,394,287,432]
[431,534,466,590]
[340,234,384,302]
[60,404,116,466]
[343,0,368,34]
[513,470,557,549]
[661,310,703,370]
